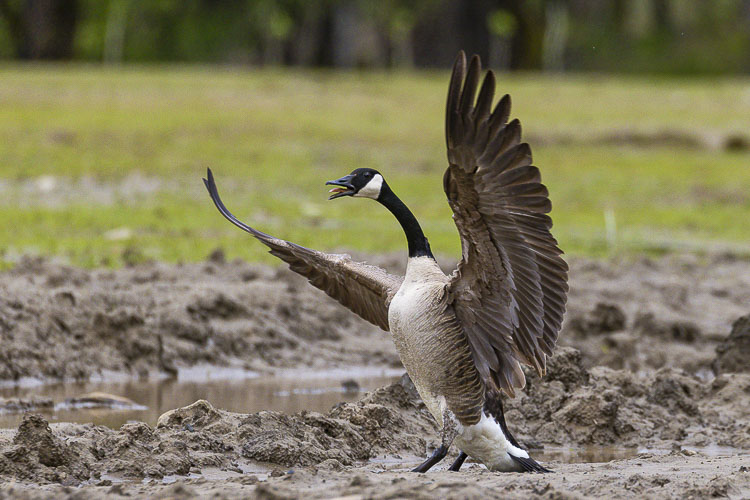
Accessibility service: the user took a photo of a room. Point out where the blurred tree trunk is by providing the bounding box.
[103,0,128,63]
[0,0,79,59]
[409,0,545,69]
[497,0,545,70]
[610,0,627,32]
[743,0,750,72]
[411,0,492,67]
[283,2,325,66]
[542,0,569,72]
[651,0,672,34]
[316,3,335,66]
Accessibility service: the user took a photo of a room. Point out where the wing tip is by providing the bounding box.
[485,69,496,88]
[202,168,263,239]
[468,53,481,71]
[454,50,467,70]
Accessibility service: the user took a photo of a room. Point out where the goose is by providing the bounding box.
[203,51,568,473]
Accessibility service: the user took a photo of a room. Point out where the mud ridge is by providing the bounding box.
[0,253,749,383]
[0,363,748,497]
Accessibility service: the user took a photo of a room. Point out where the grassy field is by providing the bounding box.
[0,65,749,267]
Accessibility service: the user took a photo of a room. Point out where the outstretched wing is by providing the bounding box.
[444,52,568,397]
[204,169,403,331]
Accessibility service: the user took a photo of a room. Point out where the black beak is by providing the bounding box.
[326,174,356,200]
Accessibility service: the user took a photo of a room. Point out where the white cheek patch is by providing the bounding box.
[354,174,383,199]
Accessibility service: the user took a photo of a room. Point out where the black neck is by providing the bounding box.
[377,183,433,259]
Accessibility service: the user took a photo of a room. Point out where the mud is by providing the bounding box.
[0,377,433,483]
[1,253,749,383]
[0,396,53,414]
[0,253,748,497]
[714,313,750,374]
[562,254,750,375]
[0,371,748,498]
[0,254,398,382]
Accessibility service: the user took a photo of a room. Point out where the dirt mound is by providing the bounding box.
[713,314,750,374]
[560,255,750,373]
[0,256,397,382]
[237,377,433,468]
[0,414,91,484]
[509,347,749,450]
[0,377,435,485]
[568,302,627,335]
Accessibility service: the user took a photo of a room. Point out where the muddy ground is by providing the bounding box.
[0,252,749,498]
[2,252,749,382]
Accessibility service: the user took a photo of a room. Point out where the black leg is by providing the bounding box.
[448,451,468,472]
[412,445,448,473]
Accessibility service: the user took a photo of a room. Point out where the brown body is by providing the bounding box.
[388,256,484,426]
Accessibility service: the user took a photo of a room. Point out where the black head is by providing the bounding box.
[326,168,385,200]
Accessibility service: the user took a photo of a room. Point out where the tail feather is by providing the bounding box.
[510,454,552,473]
[485,390,552,473]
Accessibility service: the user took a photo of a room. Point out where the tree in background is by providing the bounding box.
[0,0,748,75]
[0,0,78,59]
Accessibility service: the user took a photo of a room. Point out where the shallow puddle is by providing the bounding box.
[535,446,639,463]
[0,368,740,468]
[0,366,403,429]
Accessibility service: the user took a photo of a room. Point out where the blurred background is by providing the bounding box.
[5,0,750,73]
[1,0,749,267]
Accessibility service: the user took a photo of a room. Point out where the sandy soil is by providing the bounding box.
[3,454,748,499]
[0,252,749,498]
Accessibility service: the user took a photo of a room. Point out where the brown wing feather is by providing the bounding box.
[204,169,402,331]
[445,52,568,397]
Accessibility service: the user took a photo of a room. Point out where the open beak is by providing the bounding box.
[326,174,356,200]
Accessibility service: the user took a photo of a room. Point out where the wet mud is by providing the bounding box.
[0,370,748,498]
[0,253,748,498]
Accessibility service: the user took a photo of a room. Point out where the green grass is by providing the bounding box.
[0,64,749,267]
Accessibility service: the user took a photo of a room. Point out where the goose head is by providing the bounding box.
[326,168,384,200]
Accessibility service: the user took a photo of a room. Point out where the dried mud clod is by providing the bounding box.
[633,312,701,343]
[508,348,749,450]
[0,413,91,484]
[713,313,750,374]
[568,302,627,336]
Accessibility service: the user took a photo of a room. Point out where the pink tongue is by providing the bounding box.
[329,187,346,193]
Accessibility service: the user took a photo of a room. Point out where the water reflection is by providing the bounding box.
[0,367,403,429]
[535,446,639,463]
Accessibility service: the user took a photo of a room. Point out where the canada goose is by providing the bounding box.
[203,51,568,473]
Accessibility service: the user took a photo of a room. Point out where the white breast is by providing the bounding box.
[388,256,450,422]
[388,256,448,333]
